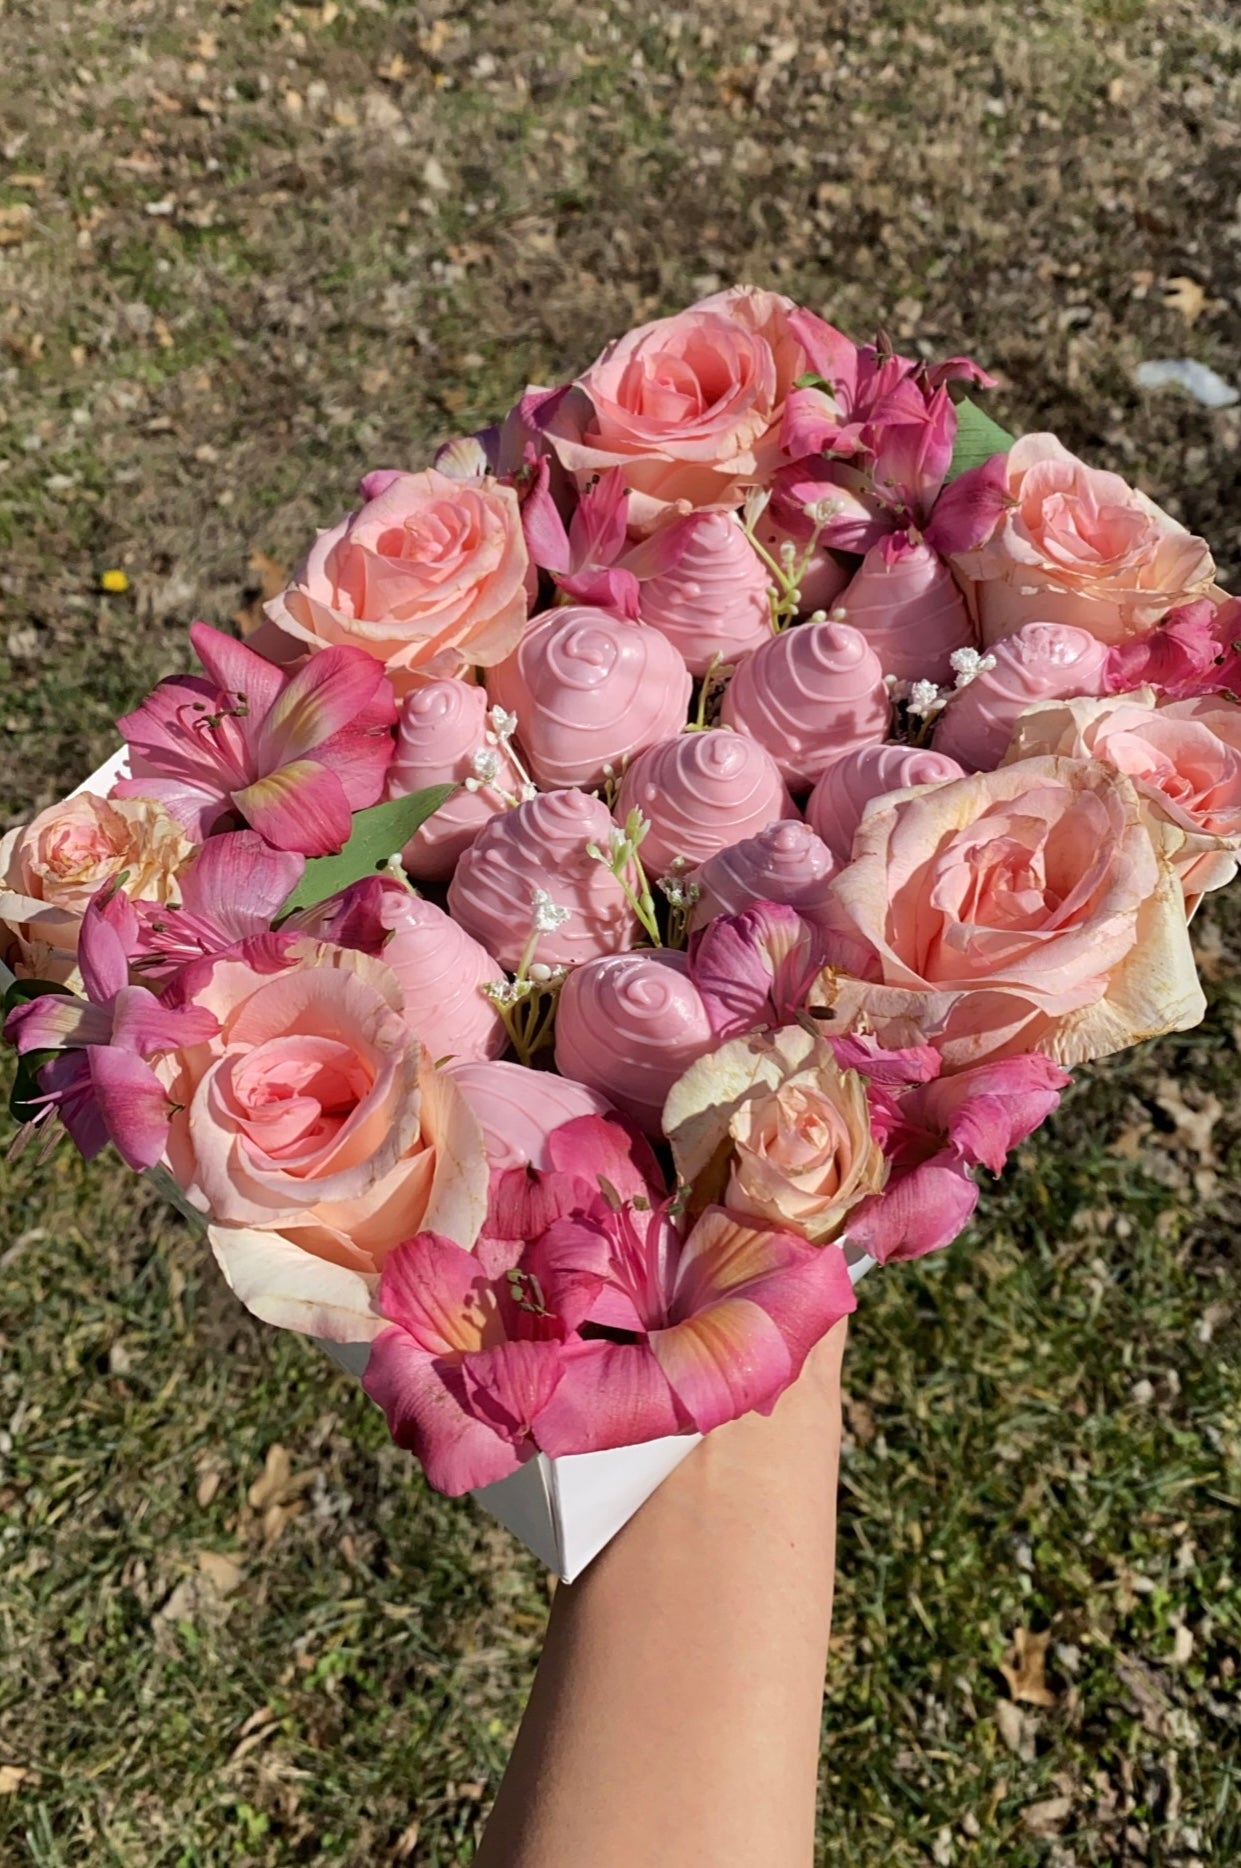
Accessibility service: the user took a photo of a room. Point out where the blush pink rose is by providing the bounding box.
[1007,689,1241,901]
[951,434,1215,647]
[0,792,194,987]
[816,756,1204,1070]
[541,286,805,532]
[261,468,531,693]
[664,1023,887,1243]
[160,939,489,1342]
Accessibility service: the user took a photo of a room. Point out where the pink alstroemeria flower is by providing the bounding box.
[131,834,399,984]
[521,463,688,618]
[364,1114,857,1492]
[774,311,994,545]
[115,621,397,854]
[690,901,828,1039]
[1103,597,1241,701]
[845,1054,1072,1264]
[4,891,218,1169]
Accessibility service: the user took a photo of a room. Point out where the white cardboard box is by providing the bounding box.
[4,749,874,1579]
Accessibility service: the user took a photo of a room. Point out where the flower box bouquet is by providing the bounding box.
[3,287,1233,1578]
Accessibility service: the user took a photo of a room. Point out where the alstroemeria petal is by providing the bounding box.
[651,1297,794,1433]
[544,1112,666,1210]
[77,895,133,1005]
[5,993,112,1054]
[362,1328,529,1496]
[188,620,286,720]
[88,1046,173,1171]
[377,1231,495,1356]
[110,985,218,1058]
[461,1339,566,1443]
[846,1155,979,1264]
[255,643,395,771]
[179,830,305,936]
[232,760,354,855]
[533,1338,686,1456]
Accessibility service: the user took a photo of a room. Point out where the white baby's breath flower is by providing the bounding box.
[907,679,945,718]
[530,886,571,935]
[948,647,996,689]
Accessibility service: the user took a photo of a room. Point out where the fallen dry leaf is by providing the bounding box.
[196,1463,223,1509]
[1163,275,1206,324]
[0,1765,29,1795]
[196,1549,245,1597]
[0,204,34,247]
[390,1819,421,1861]
[233,551,290,636]
[1153,1079,1221,1164]
[993,1698,1037,1759]
[248,1443,293,1511]
[1022,1795,1072,1837]
[1001,1627,1057,1707]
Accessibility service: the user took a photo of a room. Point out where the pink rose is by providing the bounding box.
[262,468,531,693]
[1007,689,1241,901]
[664,1024,887,1244]
[540,287,805,531]
[0,792,194,987]
[817,756,1204,1069]
[950,434,1215,647]
[161,939,489,1341]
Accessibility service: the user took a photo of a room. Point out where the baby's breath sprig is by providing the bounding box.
[657,862,700,951]
[586,809,662,947]
[741,494,840,633]
[481,886,571,1064]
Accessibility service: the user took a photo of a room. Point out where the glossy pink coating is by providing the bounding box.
[554,950,716,1135]
[836,534,974,684]
[932,622,1111,772]
[753,517,852,615]
[387,679,524,882]
[446,1058,612,1171]
[614,729,795,876]
[637,512,773,675]
[486,605,691,790]
[719,619,890,790]
[689,819,839,931]
[806,743,967,863]
[446,786,638,971]
[380,893,506,1062]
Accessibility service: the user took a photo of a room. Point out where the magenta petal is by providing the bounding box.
[787,308,861,401]
[109,986,219,1059]
[5,993,111,1054]
[256,643,396,770]
[569,468,630,568]
[359,467,405,500]
[362,1329,529,1496]
[188,620,285,719]
[652,1299,794,1432]
[559,566,642,619]
[87,1046,173,1171]
[847,1156,979,1264]
[534,1338,686,1456]
[520,457,572,573]
[924,453,1012,556]
[231,760,354,855]
[179,831,305,938]
[461,1339,566,1442]
[544,1113,667,1210]
[77,898,132,1005]
[377,1232,495,1355]
[931,1055,1071,1173]
[526,1214,646,1336]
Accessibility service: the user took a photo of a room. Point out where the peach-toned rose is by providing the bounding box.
[542,287,805,532]
[261,468,531,694]
[952,434,1214,647]
[1007,688,1241,901]
[816,756,1204,1069]
[663,1024,886,1243]
[0,791,193,987]
[160,938,489,1341]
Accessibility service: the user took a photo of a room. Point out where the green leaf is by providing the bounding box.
[947,397,1017,482]
[793,370,832,392]
[9,1048,58,1126]
[275,784,456,917]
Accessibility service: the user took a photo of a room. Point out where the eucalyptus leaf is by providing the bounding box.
[276,784,456,917]
[947,397,1017,481]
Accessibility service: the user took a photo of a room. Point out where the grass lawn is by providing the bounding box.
[1,1,1239,1861]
